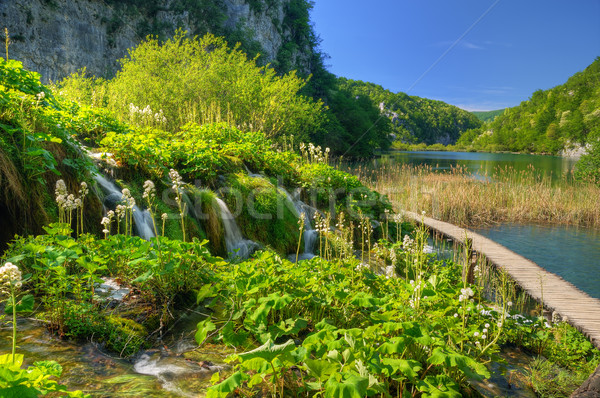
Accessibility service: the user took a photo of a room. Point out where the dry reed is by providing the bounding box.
[354,163,600,228]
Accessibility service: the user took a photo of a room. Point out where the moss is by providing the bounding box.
[222,173,299,254]
[105,315,148,356]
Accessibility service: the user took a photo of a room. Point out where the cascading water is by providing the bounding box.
[214,198,258,259]
[93,174,155,240]
[278,188,319,261]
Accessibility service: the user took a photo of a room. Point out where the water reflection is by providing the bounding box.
[377,151,577,182]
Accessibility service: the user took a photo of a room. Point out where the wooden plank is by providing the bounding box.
[404,211,600,350]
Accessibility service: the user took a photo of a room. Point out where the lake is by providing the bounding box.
[380,151,599,299]
[375,150,578,181]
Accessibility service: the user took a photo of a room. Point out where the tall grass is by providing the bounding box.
[354,163,600,228]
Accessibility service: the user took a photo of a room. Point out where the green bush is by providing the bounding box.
[59,31,325,141]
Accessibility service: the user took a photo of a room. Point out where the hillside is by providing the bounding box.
[472,109,504,122]
[337,78,482,145]
[458,57,600,154]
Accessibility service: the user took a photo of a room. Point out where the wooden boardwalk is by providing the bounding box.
[404,211,600,350]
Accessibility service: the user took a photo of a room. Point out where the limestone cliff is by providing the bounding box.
[0,0,311,82]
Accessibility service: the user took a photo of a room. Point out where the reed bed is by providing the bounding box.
[353,163,600,228]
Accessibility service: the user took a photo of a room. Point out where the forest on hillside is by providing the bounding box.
[338,78,483,145]
[458,57,600,155]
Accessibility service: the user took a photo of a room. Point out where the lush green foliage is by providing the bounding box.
[459,57,600,154]
[0,353,87,397]
[315,86,393,158]
[59,32,324,141]
[471,109,504,122]
[0,59,103,247]
[574,139,600,184]
[337,78,483,145]
[100,122,299,185]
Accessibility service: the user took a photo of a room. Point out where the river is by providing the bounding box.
[382,150,600,299]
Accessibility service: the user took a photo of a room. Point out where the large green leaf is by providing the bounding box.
[237,339,296,363]
[195,319,216,346]
[206,371,246,398]
[324,373,369,398]
[304,358,339,381]
[4,295,34,314]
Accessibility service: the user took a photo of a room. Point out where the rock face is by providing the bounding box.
[0,0,305,83]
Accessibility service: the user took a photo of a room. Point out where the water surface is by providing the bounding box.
[472,223,600,299]
[377,151,577,181]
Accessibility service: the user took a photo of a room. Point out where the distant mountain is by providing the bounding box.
[337,78,482,145]
[458,57,600,154]
[472,109,504,122]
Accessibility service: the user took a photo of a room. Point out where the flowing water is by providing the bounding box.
[0,318,221,397]
[215,198,258,259]
[93,174,155,240]
[279,187,319,261]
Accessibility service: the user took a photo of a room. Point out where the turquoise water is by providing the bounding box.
[377,150,578,181]
[472,223,600,299]
[380,150,598,299]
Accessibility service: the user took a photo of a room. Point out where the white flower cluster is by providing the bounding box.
[314,214,329,234]
[299,142,330,164]
[355,263,369,272]
[121,188,136,210]
[402,234,416,254]
[142,180,156,202]
[101,210,115,235]
[55,179,67,206]
[384,265,395,279]
[169,169,184,193]
[128,103,167,125]
[0,262,22,294]
[55,180,87,214]
[36,91,45,101]
[459,287,474,302]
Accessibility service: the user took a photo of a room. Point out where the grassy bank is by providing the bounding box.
[356,163,600,228]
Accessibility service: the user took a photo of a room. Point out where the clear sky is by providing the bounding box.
[310,0,600,111]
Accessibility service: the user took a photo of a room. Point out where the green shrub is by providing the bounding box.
[59,31,325,141]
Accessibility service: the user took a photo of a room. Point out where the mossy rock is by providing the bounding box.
[222,173,300,254]
[105,315,148,357]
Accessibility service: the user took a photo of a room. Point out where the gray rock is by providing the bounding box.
[1,0,308,83]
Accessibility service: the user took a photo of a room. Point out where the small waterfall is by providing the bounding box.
[93,174,155,240]
[215,198,258,259]
[278,188,319,260]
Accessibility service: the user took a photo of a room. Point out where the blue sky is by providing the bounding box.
[310,0,600,111]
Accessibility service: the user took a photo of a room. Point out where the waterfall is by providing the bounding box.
[214,198,258,259]
[93,174,155,240]
[278,188,319,260]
